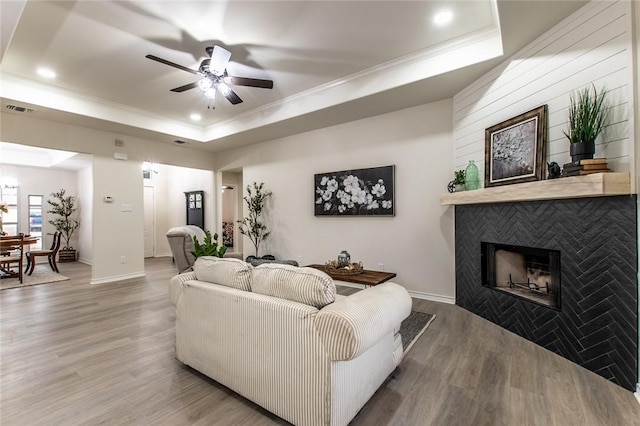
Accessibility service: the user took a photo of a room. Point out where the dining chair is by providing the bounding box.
[0,234,25,283]
[25,231,61,276]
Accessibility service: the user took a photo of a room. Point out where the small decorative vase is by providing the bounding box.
[454,184,465,193]
[337,250,351,267]
[569,141,595,164]
[464,160,480,190]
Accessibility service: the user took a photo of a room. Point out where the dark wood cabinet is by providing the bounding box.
[184,191,204,229]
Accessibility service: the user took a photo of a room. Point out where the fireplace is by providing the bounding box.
[454,195,637,391]
[481,242,560,309]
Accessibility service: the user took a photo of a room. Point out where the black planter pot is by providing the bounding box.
[569,140,595,164]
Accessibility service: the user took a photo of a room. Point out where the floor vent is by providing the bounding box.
[6,104,35,113]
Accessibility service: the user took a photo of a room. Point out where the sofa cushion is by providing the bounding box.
[252,263,336,308]
[193,256,252,291]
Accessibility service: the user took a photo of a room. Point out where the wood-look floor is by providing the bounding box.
[1,257,639,425]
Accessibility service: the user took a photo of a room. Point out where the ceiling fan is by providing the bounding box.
[146,45,273,108]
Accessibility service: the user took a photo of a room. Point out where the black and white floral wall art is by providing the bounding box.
[314,165,395,216]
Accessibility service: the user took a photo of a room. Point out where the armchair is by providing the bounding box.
[165,225,206,273]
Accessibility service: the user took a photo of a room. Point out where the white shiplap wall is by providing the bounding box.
[453,0,635,185]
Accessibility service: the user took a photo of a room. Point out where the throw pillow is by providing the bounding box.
[252,263,336,308]
[193,256,252,291]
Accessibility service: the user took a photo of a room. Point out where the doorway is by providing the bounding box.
[220,170,242,255]
[221,185,236,249]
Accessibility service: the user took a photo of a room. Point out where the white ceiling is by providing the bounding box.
[0,0,587,153]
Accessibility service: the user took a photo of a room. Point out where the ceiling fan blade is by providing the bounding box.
[219,85,243,105]
[224,76,273,89]
[145,54,200,75]
[170,81,199,92]
[209,46,231,76]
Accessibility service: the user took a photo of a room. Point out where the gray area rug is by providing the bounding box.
[400,311,436,354]
[1,269,69,290]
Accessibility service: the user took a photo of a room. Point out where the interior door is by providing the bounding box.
[143,186,155,258]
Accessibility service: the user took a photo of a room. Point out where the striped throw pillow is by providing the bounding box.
[193,256,252,291]
[252,263,336,308]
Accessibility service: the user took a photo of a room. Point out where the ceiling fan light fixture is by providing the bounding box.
[198,78,213,91]
[218,82,232,96]
[204,87,216,99]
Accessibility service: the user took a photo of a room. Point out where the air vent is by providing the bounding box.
[6,104,35,113]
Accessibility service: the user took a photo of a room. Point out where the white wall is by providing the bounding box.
[217,100,455,302]
[453,0,635,183]
[222,189,235,222]
[91,155,144,284]
[0,164,77,250]
[76,165,93,264]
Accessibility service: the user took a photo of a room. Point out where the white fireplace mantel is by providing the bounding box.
[440,172,632,205]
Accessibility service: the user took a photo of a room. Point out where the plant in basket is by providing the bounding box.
[47,189,79,262]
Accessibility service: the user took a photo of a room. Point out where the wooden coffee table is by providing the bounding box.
[307,264,396,287]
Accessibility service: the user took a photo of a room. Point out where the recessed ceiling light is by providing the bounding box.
[433,10,453,26]
[37,67,56,79]
[190,113,202,121]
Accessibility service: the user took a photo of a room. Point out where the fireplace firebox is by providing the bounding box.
[481,242,560,310]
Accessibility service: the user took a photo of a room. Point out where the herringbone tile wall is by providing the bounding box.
[455,195,638,390]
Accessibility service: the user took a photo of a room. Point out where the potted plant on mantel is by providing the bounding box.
[47,189,80,262]
[563,84,608,164]
[453,169,466,192]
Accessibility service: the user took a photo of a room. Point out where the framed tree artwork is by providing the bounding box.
[484,105,547,187]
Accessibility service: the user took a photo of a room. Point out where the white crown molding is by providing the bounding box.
[203,25,504,142]
[0,72,206,141]
[0,20,503,145]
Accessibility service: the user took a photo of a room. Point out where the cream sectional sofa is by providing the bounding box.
[169,257,412,426]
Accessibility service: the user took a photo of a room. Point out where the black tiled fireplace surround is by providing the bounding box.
[455,195,638,390]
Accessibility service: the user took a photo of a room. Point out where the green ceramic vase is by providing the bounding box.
[464,160,480,190]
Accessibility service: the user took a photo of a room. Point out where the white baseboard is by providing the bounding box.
[635,384,640,405]
[77,257,92,265]
[408,290,455,304]
[334,282,455,304]
[90,271,145,285]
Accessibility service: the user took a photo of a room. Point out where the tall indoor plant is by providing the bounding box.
[563,84,608,163]
[237,182,272,257]
[47,189,80,262]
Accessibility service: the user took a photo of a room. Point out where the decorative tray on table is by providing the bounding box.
[324,260,364,276]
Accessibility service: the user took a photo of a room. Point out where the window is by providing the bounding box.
[28,195,43,250]
[0,186,19,235]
